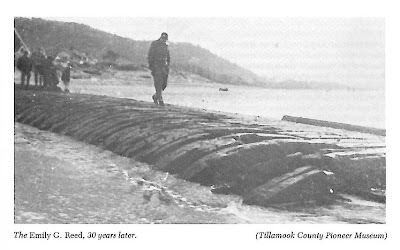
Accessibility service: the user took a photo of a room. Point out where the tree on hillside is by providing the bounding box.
[14,31,22,52]
[102,50,119,62]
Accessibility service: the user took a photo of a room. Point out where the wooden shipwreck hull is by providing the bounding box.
[14,88,386,207]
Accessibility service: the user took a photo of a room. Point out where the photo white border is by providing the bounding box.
[2,0,399,249]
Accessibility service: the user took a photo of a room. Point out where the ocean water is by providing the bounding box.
[71,83,385,129]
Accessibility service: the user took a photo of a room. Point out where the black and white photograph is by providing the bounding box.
[3,0,400,249]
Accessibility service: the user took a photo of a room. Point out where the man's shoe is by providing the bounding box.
[152,95,158,105]
[159,101,165,106]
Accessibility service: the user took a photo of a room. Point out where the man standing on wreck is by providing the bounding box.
[148,32,170,106]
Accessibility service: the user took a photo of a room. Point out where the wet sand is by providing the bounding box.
[14,123,240,224]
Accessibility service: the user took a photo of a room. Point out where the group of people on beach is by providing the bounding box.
[15,47,71,93]
[16,32,170,104]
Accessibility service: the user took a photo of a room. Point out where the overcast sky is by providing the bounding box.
[46,17,385,89]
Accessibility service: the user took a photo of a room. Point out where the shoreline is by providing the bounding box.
[14,68,385,129]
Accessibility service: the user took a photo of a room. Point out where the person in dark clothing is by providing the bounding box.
[16,50,33,89]
[42,56,59,89]
[31,48,46,86]
[42,56,52,88]
[49,65,59,88]
[61,63,72,93]
[148,32,170,106]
